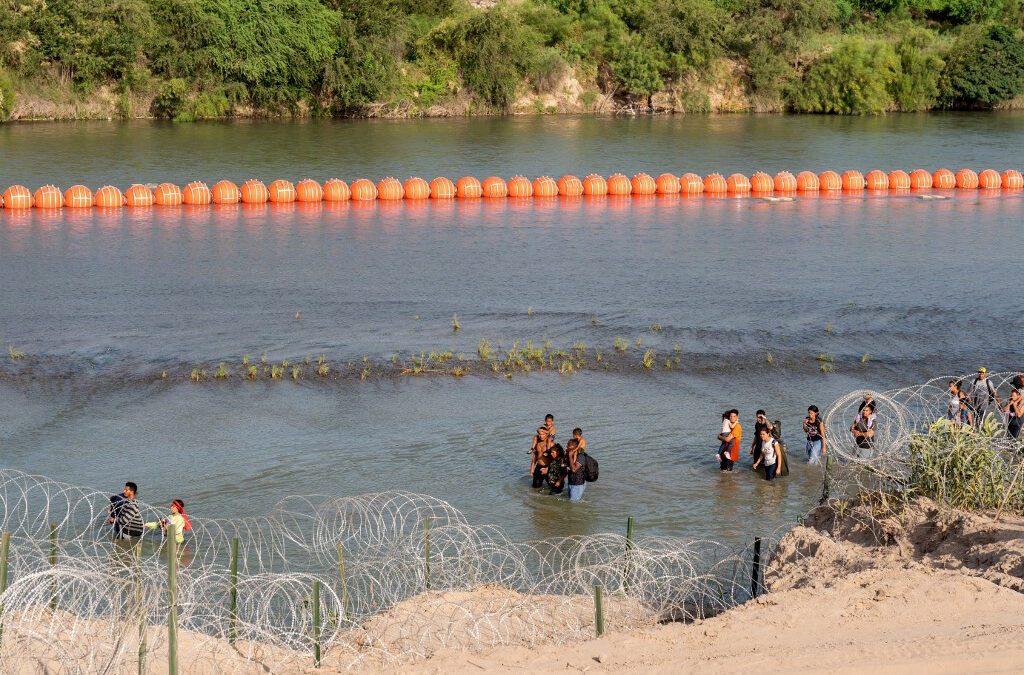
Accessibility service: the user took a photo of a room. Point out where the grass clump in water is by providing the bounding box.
[215,363,228,379]
[614,338,627,352]
[452,314,460,332]
[8,345,25,360]
[650,323,662,332]
[477,338,492,361]
[641,349,655,369]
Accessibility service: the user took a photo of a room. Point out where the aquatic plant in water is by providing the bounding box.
[641,349,655,369]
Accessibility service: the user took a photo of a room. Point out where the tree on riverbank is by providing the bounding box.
[0,0,1022,120]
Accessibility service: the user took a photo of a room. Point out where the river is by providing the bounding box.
[1,113,1022,547]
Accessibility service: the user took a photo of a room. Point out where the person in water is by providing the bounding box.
[545,444,567,494]
[572,427,586,453]
[566,438,587,501]
[530,426,554,487]
[956,398,974,428]
[107,481,144,542]
[751,428,781,481]
[851,403,876,455]
[966,367,999,426]
[145,499,192,544]
[749,410,771,466]
[715,411,734,463]
[719,409,741,472]
[543,413,556,441]
[803,405,826,464]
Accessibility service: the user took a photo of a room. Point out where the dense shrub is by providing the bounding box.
[888,27,944,111]
[0,70,14,121]
[940,24,1024,107]
[787,38,899,113]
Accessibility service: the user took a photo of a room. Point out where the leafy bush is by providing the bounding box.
[152,77,188,118]
[430,6,544,109]
[787,37,898,113]
[907,419,1024,513]
[610,36,663,97]
[940,24,1024,108]
[888,27,944,111]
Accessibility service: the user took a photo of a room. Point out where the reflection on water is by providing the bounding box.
[2,115,1023,546]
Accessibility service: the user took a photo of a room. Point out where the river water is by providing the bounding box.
[1,113,1022,547]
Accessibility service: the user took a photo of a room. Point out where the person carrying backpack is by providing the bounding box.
[566,439,587,502]
[967,367,1000,426]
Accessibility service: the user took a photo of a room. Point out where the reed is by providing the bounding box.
[317,355,325,366]
[7,346,25,360]
[527,306,533,317]
[636,336,643,347]
[271,365,283,379]
[614,338,627,352]
[477,339,492,361]
[766,352,774,365]
[294,311,301,321]
[673,344,681,352]
[243,352,249,366]
[247,366,258,380]
[317,363,329,377]
[261,351,267,365]
[861,352,871,364]
[452,314,460,332]
[161,371,167,379]
[641,349,655,369]
[215,363,228,379]
[650,323,663,332]
[292,366,301,380]
[189,369,205,382]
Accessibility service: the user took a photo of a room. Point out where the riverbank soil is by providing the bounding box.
[377,499,1024,674]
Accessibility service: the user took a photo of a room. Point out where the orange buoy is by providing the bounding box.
[268,179,297,203]
[908,169,932,190]
[481,176,507,198]
[680,173,704,194]
[978,169,1001,189]
[558,175,584,197]
[865,170,889,190]
[403,177,430,200]
[841,170,865,191]
[33,185,64,209]
[773,172,797,192]
[888,170,911,190]
[582,174,607,196]
[154,183,183,206]
[703,173,727,193]
[429,177,456,199]
[2,185,33,209]
[241,179,269,204]
[606,174,631,196]
[376,177,404,201]
[750,172,773,194]
[1001,170,1023,189]
[653,173,679,195]
[182,181,211,205]
[726,173,751,194]
[932,169,955,189]
[796,171,819,192]
[323,178,351,202]
[507,176,533,198]
[533,176,559,198]
[125,184,154,207]
[350,178,378,201]
[295,179,323,202]
[955,169,978,189]
[211,180,241,205]
[818,171,841,191]
[630,173,656,196]
[95,186,125,208]
[456,176,483,199]
[64,185,94,208]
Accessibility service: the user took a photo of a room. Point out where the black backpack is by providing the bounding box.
[583,453,599,482]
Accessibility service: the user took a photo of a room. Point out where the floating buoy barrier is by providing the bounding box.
[750,172,773,194]
[582,174,606,196]
[606,174,631,196]
[268,179,297,203]
[558,175,584,197]
[240,179,269,204]
[2,168,1020,214]
[932,169,955,189]
[33,185,63,209]
[482,176,507,198]
[841,171,864,191]
[183,181,212,205]
[212,180,240,205]
[703,173,727,193]
[125,184,154,207]
[773,172,797,193]
[65,185,94,208]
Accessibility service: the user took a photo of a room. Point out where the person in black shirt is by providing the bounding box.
[749,410,770,467]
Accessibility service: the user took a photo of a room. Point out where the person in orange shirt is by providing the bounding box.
[718,409,741,472]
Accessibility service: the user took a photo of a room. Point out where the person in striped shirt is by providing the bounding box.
[107,481,144,541]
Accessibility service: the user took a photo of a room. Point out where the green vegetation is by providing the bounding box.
[906,419,1024,513]
[0,0,1022,119]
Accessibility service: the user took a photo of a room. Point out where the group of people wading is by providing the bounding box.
[529,414,597,501]
[948,368,1024,438]
[715,408,813,481]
